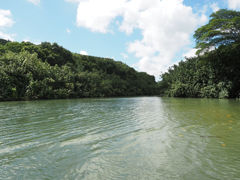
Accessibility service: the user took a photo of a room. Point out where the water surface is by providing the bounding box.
[0,97,240,179]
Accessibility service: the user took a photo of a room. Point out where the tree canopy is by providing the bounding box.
[158,9,240,99]
[0,40,158,101]
[194,9,240,54]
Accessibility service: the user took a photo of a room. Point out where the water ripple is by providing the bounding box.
[0,97,240,179]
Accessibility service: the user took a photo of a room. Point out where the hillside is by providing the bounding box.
[0,39,158,101]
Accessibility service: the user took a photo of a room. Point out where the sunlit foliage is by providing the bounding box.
[0,41,158,101]
[158,9,240,98]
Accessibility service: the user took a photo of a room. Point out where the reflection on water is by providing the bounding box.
[0,97,240,179]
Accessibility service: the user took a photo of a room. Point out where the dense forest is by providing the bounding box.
[1,9,239,101]
[0,39,158,101]
[158,9,240,98]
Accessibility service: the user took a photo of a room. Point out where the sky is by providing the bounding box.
[1,0,240,78]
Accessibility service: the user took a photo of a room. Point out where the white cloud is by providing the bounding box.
[0,9,15,40]
[0,10,14,28]
[80,50,88,55]
[133,54,174,77]
[126,0,207,76]
[76,0,126,33]
[69,0,207,77]
[228,0,240,9]
[210,3,220,12]
[27,0,40,5]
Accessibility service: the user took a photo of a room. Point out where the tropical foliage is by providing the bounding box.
[158,9,240,98]
[0,40,158,101]
[194,9,240,54]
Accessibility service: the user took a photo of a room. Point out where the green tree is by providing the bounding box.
[194,9,240,54]
[0,38,158,101]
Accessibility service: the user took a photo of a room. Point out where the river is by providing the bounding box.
[0,97,240,179]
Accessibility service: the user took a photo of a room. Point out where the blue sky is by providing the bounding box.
[1,0,240,78]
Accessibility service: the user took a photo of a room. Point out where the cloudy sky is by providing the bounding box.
[1,0,240,78]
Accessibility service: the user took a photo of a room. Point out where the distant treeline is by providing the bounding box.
[158,9,240,98]
[0,39,158,101]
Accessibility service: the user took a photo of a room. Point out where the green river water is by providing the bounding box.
[0,97,240,180]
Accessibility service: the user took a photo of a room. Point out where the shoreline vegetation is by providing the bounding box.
[158,9,240,99]
[1,9,240,101]
[0,39,158,101]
